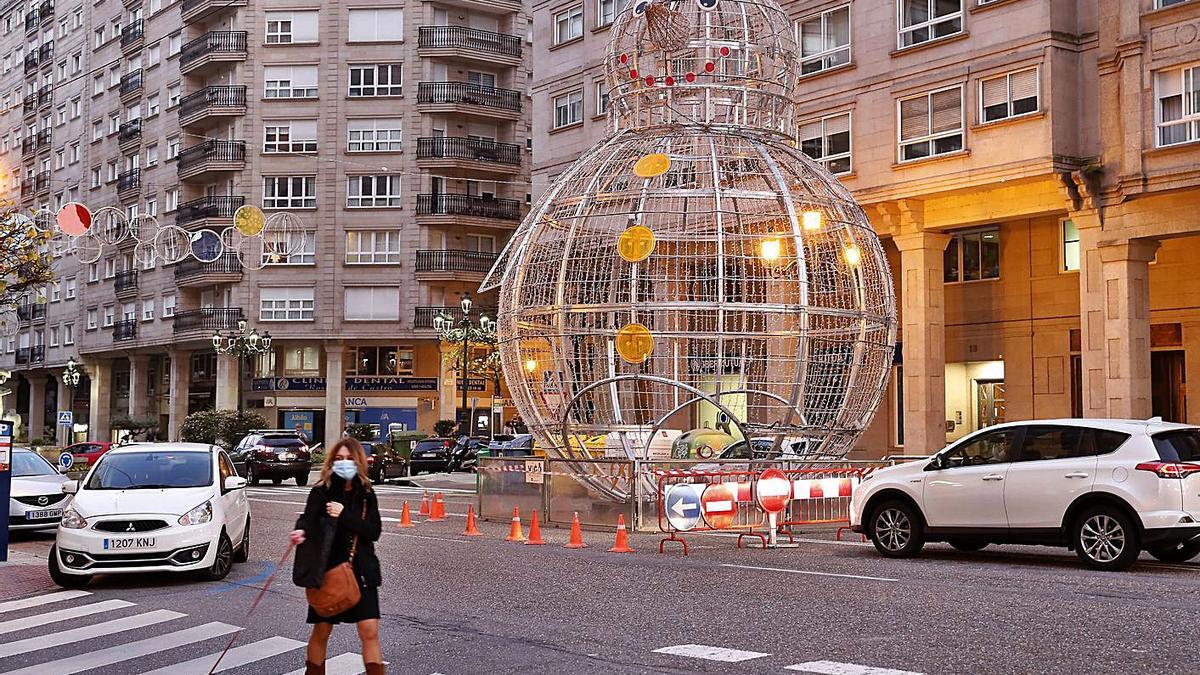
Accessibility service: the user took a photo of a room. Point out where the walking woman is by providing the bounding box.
[290,438,385,675]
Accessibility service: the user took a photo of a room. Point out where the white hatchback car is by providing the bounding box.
[8,448,71,531]
[851,418,1200,571]
[49,443,250,587]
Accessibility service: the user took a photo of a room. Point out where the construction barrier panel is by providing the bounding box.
[477,457,547,522]
[546,458,634,528]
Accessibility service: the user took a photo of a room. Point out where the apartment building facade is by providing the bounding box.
[531,0,1200,457]
[1,0,532,449]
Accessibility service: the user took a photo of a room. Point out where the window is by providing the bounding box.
[162,293,175,317]
[70,142,79,164]
[64,277,76,299]
[348,9,403,41]
[263,120,318,153]
[146,198,157,216]
[595,82,609,116]
[260,287,315,321]
[50,281,61,302]
[940,428,1016,468]
[345,230,401,264]
[87,261,99,282]
[109,66,121,88]
[943,227,1000,283]
[86,308,97,330]
[348,64,403,97]
[166,136,180,159]
[346,175,402,207]
[167,83,180,108]
[1016,426,1088,462]
[142,299,154,321]
[108,113,120,135]
[800,112,852,175]
[554,6,583,44]
[265,10,318,44]
[898,86,964,162]
[797,6,850,76]
[103,304,115,327]
[265,65,318,98]
[344,287,400,321]
[49,326,58,347]
[554,90,583,128]
[347,118,403,152]
[71,52,80,74]
[92,120,102,141]
[146,93,159,117]
[168,32,181,56]
[94,27,104,48]
[1061,219,1080,273]
[104,257,116,279]
[165,188,179,212]
[262,229,315,265]
[283,346,320,375]
[597,0,617,27]
[63,323,73,345]
[897,0,962,49]
[980,68,1039,123]
[148,42,160,67]
[146,143,158,166]
[70,97,80,119]
[1155,64,1200,147]
[264,176,317,208]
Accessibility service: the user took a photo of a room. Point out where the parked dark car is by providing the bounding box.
[409,438,456,474]
[230,430,312,485]
[362,441,408,483]
[487,434,534,457]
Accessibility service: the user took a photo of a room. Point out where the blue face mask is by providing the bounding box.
[332,459,358,481]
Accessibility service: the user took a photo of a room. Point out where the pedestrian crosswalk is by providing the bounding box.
[651,644,926,674]
[0,590,366,675]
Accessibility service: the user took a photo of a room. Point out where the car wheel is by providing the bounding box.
[272,478,283,485]
[246,463,261,486]
[295,472,309,486]
[201,532,235,581]
[232,517,250,564]
[1074,506,1140,571]
[48,546,91,588]
[377,462,388,482]
[1146,540,1200,563]
[868,500,925,558]
[948,539,988,552]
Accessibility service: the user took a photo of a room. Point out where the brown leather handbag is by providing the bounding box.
[306,499,366,618]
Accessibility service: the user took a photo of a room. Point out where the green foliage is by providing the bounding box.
[0,210,56,312]
[344,423,377,442]
[110,414,161,441]
[433,419,457,437]
[180,409,269,449]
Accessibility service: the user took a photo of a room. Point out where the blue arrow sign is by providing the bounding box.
[58,452,73,470]
[664,483,703,532]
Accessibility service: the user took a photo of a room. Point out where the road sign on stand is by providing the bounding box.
[756,468,795,548]
[701,483,737,529]
[664,483,703,531]
[59,452,74,470]
[57,411,73,427]
[0,421,13,562]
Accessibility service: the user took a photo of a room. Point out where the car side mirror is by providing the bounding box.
[224,476,248,491]
[62,480,79,494]
[926,456,945,471]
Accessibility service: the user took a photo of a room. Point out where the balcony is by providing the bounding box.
[417,82,523,120]
[23,52,37,74]
[38,42,52,64]
[114,269,139,298]
[120,19,144,52]
[172,307,245,336]
[35,129,52,152]
[21,138,34,158]
[177,139,246,180]
[180,0,246,24]
[414,305,496,329]
[30,345,45,364]
[416,137,522,176]
[179,31,247,75]
[34,171,50,195]
[21,93,36,117]
[119,69,143,102]
[178,85,247,129]
[37,1,52,22]
[37,87,52,110]
[414,250,499,281]
[24,10,38,34]
[118,119,142,149]
[174,253,243,287]
[175,195,244,228]
[14,347,29,365]
[117,169,141,201]
[417,26,523,65]
[416,193,522,227]
[16,303,46,323]
[113,319,138,342]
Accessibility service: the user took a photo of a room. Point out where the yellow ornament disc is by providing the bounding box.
[233,205,266,236]
[633,153,671,178]
[615,323,655,364]
[617,225,656,262]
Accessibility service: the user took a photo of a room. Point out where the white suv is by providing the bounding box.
[851,418,1200,571]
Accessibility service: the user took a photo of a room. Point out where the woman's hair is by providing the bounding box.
[319,438,373,490]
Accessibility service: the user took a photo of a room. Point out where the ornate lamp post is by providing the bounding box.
[211,320,272,411]
[434,293,495,437]
[61,357,83,445]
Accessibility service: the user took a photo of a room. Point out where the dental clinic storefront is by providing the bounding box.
[250,376,441,441]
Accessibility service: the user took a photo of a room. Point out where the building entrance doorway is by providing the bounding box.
[976,380,1006,429]
[1151,350,1186,423]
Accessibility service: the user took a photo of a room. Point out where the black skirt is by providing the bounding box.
[306,584,380,625]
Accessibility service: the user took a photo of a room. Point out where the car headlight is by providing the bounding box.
[178,500,213,526]
[61,507,88,529]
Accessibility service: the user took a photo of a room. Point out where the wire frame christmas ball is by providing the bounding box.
[483,125,896,460]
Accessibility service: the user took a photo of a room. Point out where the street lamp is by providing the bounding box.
[61,357,83,445]
[434,293,496,438]
[211,320,273,412]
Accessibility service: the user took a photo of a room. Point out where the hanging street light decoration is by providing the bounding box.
[211,320,273,411]
[433,293,499,438]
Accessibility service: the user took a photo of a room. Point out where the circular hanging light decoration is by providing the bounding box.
[617,225,656,262]
[233,204,266,236]
[615,323,655,364]
[132,240,157,268]
[72,232,104,264]
[153,225,191,264]
[190,229,224,263]
[633,153,671,178]
[91,207,129,246]
[56,202,92,237]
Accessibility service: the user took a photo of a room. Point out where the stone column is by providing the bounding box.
[215,353,239,411]
[27,374,46,442]
[87,359,112,443]
[439,343,457,425]
[56,375,70,446]
[892,231,952,454]
[128,355,151,418]
[168,349,191,441]
[324,344,344,450]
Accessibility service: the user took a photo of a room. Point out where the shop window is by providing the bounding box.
[283,346,321,375]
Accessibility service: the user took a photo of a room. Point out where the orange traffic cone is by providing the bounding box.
[418,491,431,516]
[525,509,545,545]
[429,493,446,521]
[397,501,414,528]
[505,507,526,542]
[462,505,482,536]
[564,512,587,549]
[608,514,634,553]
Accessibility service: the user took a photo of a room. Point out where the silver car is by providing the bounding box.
[8,448,71,531]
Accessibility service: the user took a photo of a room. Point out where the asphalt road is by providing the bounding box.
[4,470,1200,674]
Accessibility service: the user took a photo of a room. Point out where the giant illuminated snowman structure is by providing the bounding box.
[481,0,896,462]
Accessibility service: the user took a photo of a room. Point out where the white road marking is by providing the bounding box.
[1,621,240,675]
[283,652,366,675]
[652,644,771,662]
[0,609,184,658]
[786,660,925,675]
[0,590,91,614]
[0,599,135,635]
[719,564,898,583]
[140,635,306,674]
[382,532,474,544]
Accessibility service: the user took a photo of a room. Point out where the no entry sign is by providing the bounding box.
[701,483,737,529]
[756,468,792,514]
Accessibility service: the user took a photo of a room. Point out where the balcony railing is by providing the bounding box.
[24,11,38,33]
[176,195,244,226]
[417,82,523,113]
[119,69,143,97]
[38,42,52,63]
[21,93,36,115]
[23,52,37,73]
[177,139,246,176]
[14,347,29,365]
[415,250,499,274]
[113,319,138,342]
[16,303,46,322]
[120,19,143,49]
[30,345,45,363]
[415,305,497,329]
[37,88,52,109]
[117,169,141,193]
[174,253,243,281]
[118,119,142,146]
[114,269,139,295]
[172,307,245,334]
[416,137,521,166]
[416,193,522,221]
[417,26,523,58]
[178,85,247,120]
[34,171,50,193]
[180,31,247,70]
[37,0,53,20]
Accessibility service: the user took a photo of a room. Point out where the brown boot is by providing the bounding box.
[364,662,386,675]
[304,662,325,675]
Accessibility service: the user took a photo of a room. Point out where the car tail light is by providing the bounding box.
[366,455,375,464]
[254,445,274,460]
[1135,461,1200,479]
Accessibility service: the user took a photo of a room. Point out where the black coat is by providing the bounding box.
[292,477,382,589]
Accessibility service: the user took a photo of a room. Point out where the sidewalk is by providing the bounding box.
[0,548,56,601]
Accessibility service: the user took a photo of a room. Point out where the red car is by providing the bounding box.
[65,442,114,469]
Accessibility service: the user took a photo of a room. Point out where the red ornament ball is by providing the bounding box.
[704,62,715,72]
[645,75,655,86]
[630,69,638,79]
[685,72,696,83]
[719,46,731,57]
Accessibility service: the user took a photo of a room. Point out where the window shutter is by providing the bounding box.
[291,119,317,139]
[293,11,318,42]
[799,120,822,142]
[1010,69,1037,102]
[348,10,373,41]
[825,112,850,136]
[981,76,1007,110]
[293,65,318,88]
[377,9,403,40]
[930,88,962,133]
[899,96,929,141]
